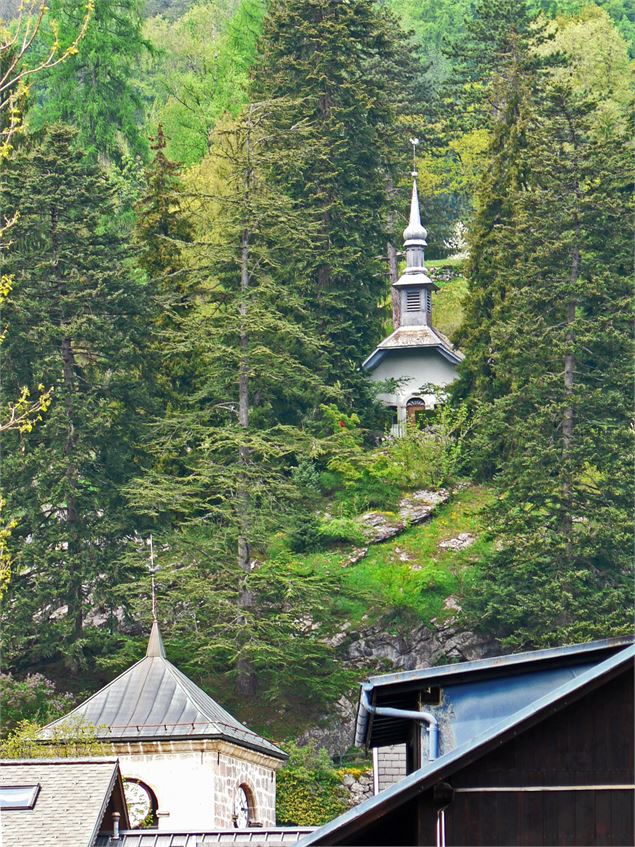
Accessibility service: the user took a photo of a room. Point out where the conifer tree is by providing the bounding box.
[465,80,633,646]
[449,0,549,409]
[0,126,151,668]
[29,0,148,164]
[129,109,338,695]
[250,0,427,396]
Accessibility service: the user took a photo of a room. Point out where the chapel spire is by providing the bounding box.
[145,534,165,658]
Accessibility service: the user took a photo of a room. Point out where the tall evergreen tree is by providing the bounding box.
[250,0,427,397]
[29,0,148,164]
[465,79,633,646]
[129,109,339,696]
[0,126,151,669]
[449,0,550,410]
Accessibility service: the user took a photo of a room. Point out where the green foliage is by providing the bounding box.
[318,517,366,548]
[0,717,105,759]
[0,674,74,736]
[0,125,153,668]
[288,513,322,553]
[145,0,265,164]
[29,0,149,163]
[462,42,633,645]
[276,741,348,826]
[251,0,430,397]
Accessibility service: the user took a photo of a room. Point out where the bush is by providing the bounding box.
[318,517,366,547]
[276,741,348,826]
[0,673,74,737]
[288,513,323,553]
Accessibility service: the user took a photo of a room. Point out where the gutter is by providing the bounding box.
[360,685,439,762]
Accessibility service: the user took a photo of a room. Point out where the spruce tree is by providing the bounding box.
[449,0,549,409]
[0,126,151,668]
[250,0,427,397]
[465,80,633,647]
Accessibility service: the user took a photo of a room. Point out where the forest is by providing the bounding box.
[0,0,632,776]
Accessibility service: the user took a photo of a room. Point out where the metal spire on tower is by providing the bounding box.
[146,535,165,658]
[403,138,427,262]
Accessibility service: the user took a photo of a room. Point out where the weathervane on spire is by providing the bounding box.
[410,137,420,178]
[148,535,159,623]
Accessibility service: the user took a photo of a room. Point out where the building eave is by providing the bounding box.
[300,643,635,847]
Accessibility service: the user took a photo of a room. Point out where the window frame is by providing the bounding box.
[0,784,41,810]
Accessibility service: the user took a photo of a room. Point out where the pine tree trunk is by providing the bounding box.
[235,124,256,698]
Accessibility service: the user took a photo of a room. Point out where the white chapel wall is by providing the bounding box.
[111,740,278,831]
[369,349,458,409]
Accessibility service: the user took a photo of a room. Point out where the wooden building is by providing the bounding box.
[297,641,634,846]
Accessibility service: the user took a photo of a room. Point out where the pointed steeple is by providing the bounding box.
[146,619,166,658]
[403,178,428,249]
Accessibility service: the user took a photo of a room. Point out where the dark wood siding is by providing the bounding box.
[326,664,633,846]
[418,667,635,846]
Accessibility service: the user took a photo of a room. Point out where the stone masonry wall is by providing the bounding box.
[376,744,407,792]
[214,749,277,828]
[339,770,374,807]
[110,739,279,831]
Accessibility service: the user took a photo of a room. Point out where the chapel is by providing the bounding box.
[40,621,286,832]
[363,175,463,434]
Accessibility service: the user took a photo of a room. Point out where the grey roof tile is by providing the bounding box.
[41,626,285,760]
[0,759,119,847]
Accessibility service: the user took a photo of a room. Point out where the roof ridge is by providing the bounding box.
[299,643,635,847]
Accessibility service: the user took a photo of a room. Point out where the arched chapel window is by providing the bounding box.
[123,778,158,829]
[233,783,256,829]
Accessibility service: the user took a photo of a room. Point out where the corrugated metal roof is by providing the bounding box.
[94,828,316,847]
[41,624,285,760]
[298,643,635,846]
[0,758,125,847]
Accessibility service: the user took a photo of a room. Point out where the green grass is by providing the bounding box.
[338,485,493,626]
[433,274,467,342]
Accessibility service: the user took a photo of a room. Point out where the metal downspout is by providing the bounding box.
[361,688,439,761]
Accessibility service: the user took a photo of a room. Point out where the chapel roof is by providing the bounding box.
[40,622,286,760]
[363,324,463,371]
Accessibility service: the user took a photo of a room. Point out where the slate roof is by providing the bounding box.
[94,828,316,846]
[41,623,285,761]
[363,325,463,371]
[297,642,635,846]
[0,758,127,847]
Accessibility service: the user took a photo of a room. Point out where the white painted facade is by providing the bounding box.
[108,739,280,831]
[369,347,459,431]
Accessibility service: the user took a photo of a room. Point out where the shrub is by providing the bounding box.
[288,513,323,553]
[0,673,74,737]
[318,517,366,547]
[276,741,348,826]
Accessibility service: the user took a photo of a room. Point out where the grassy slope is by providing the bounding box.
[236,483,493,740]
[427,258,468,343]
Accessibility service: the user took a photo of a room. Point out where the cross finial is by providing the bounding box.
[148,535,158,622]
[410,137,420,178]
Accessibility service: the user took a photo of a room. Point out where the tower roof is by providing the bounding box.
[40,624,286,760]
[402,178,427,245]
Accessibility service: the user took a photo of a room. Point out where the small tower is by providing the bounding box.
[394,177,438,328]
[40,620,286,831]
[363,150,463,434]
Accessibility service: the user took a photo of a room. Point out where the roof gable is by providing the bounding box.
[298,643,635,846]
